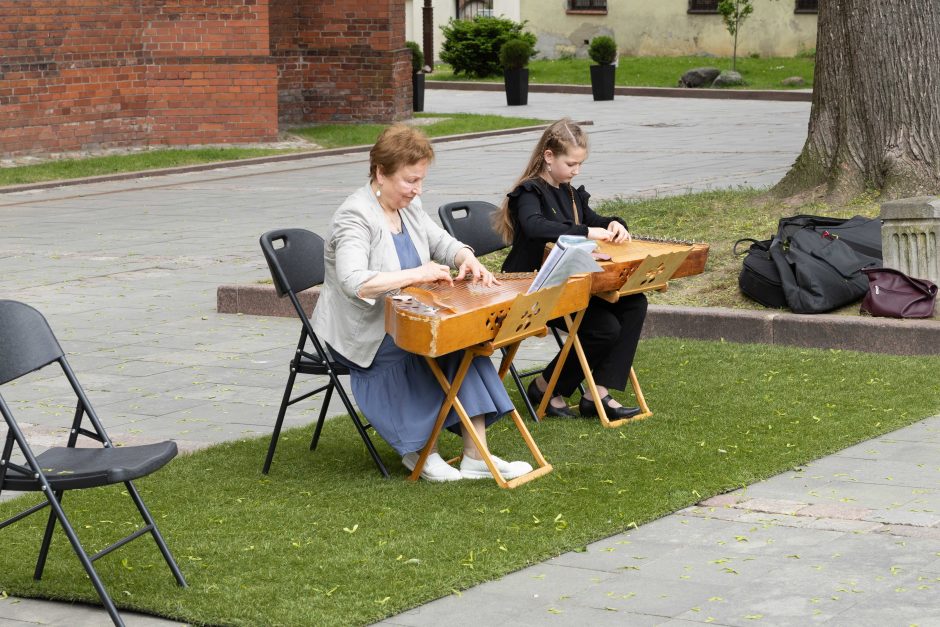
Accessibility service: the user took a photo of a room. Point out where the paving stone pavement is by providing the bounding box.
[1,89,939,626]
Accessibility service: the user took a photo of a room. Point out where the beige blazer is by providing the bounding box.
[312,183,468,367]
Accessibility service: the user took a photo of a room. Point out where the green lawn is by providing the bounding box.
[291,112,547,149]
[1,339,937,626]
[0,148,301,187]
[429,56,815,90]
[0,114,546,188]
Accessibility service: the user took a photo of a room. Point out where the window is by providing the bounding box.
[457,0,493,19]
[794,0,818,13]
[688,0,719,13]
[568,0,608,10]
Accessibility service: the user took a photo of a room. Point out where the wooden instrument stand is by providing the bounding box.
[537,241,700,428]
[406,284,567,488]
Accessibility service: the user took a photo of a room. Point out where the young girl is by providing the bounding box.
[496,118,647,420]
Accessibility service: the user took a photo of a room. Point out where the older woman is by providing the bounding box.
[312,124,532,482]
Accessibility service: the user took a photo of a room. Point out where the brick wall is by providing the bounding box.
[1,0,410,157]
[270,0,411,124]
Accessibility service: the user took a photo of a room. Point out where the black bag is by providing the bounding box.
[736,214,883,314]
[770,227,881,314]
[733,238,786,308]
[776,214,882,259]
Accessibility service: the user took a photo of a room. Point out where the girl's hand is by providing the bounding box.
[455,256,499,287]
[412,261,454,286]
[607,221,631,244]
[587,227,613,242]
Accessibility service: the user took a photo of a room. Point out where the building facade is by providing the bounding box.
[406,0,818,62]
[1,0,412,157]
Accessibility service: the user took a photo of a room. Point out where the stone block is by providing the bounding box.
[215,284,319,318]
[880,195,940,287]
[772,312,940,355]
[641,306,774,345]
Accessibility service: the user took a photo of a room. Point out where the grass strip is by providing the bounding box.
[0,148,300,187]
[0,114,546,187]
[429,56,814,90]
[0,338,937,626]
[291,113,547,149]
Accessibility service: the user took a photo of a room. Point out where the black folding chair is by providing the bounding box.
[437,201,576,422]
[0,300,187,627]
[259,228,389,477]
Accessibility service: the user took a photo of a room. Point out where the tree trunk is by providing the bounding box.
[774,0,940,202]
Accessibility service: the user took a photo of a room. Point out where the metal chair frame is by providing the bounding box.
[0,300,186,627]
[437,201,581,422]
[259,229,389,477]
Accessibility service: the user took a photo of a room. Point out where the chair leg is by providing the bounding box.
[33,490,62,581]
[509,363,540,423]
[125,481,187,587]
[309,382,334,451]
[36,491,125,626]
[262,368,298,474]
[332,375,390,478]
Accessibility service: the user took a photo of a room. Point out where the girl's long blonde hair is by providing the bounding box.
[494,118,589,243]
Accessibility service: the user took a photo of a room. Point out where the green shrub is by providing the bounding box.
[500,37,535,70]
[440,16,536,78]
[588,35,618,65]
[405,41,424,73]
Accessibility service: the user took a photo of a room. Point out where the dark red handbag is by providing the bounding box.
[860,267,938,318]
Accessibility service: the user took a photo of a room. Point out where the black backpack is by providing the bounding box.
[733,237,787,308]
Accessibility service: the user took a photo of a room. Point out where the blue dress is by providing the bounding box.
[330,223,514,455]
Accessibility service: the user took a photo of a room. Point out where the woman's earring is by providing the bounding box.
[376,185,382,198]
[547,164,552,173]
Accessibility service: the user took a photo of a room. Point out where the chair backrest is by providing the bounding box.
[438,201,506,257]
[259,228,326,297]
[0,300,63,385]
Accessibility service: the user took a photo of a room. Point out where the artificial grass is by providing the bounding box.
[1,338,938,626]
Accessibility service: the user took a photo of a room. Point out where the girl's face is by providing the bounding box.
[376,159,429,210]
[543,146,587,186]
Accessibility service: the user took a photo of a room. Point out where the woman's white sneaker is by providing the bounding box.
[460,454,533,480]
[401,452,462,482]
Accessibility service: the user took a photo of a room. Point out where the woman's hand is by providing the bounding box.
[411,261,454,286]
[607,221,631,244]
[587,227,613,242]
[455,255,499,287]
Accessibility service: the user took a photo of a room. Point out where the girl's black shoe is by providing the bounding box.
[527,379,576,418]
[579,395,641,420]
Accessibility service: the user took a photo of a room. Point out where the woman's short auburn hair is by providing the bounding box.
[369,124,434,181]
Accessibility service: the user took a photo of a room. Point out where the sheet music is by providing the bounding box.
[527,236,602,294]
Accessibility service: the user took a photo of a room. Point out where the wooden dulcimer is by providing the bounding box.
[384,273,592,358]
[585,238,709,300]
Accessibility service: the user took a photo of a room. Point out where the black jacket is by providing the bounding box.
[501,179,627,272]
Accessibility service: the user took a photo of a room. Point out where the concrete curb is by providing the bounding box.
[427,80,814,102]
[217,284,940,356]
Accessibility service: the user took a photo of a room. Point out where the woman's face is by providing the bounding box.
[376,159,429,210]
[544,146,587,186]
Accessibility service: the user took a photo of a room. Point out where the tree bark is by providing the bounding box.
[775,0,940,201]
